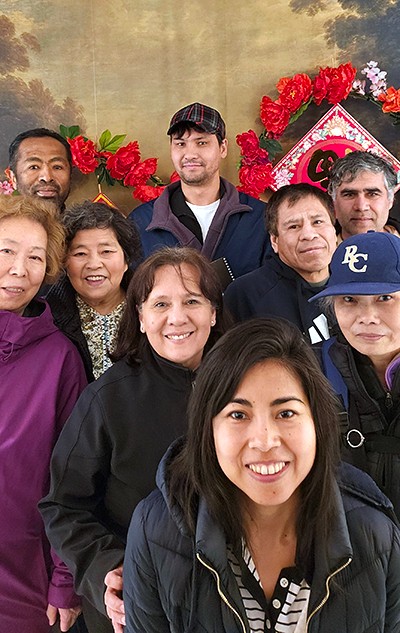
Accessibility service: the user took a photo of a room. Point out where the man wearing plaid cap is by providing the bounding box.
[129,102,269,286]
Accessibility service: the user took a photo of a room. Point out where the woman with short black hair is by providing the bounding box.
[46,200,142,381]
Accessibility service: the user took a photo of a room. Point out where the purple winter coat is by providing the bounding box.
[0,300,87,633]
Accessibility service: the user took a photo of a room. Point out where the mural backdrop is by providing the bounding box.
[0,0,399,212]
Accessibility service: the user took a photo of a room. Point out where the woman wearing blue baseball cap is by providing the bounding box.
[311,230,400,517]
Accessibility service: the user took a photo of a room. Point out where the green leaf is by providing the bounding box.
[59,124,68,139]
[59,124,81,139]
[98,129,112,150]
[95,164,106,184]
[150,174,165,186]
[289,98,312,124]
[102,134,127,153]
[104,170,117,187]
[259,134,282,161]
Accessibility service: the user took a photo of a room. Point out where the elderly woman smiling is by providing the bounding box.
[0,195,87,633]
[46,200,142,381]
[311,230,400,519]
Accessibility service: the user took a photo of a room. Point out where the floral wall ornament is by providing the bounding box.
[237,61,400,198]
[59,125,176,203]
[271,104,400,191]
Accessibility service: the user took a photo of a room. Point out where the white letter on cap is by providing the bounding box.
[342,245,368,273]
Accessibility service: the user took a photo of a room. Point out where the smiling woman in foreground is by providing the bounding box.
[124,318,400,633]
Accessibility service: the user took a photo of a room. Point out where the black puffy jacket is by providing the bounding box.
[124,447,400,633]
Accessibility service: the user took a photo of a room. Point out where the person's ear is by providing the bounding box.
[220,138,228,159]
[270,234,279,254]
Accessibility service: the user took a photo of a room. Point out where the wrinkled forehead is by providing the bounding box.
[277,194,334,224]
[339,168,389,191]
[17,137,70,163]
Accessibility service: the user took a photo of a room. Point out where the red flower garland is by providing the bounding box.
[237,62,363,198]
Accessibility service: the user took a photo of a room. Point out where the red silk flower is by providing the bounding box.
[313,62,356,106]
[260,96,291,139]
[68,136,99,174]
[378,86,400,113]
[238,163,275,198]
[133,184,165,202]
[236,130,269,163]
[277,73,312,113]
[106,141,141,179]
[124,158,158,188]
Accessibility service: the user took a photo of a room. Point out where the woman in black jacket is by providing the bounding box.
[124,318,400,633]
[40,246,228,633]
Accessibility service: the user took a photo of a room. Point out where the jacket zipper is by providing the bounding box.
[306,557,352,630]
[385,391,393,409]
[196,552,247,633]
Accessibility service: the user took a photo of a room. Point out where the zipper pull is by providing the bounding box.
[385,391,393,409]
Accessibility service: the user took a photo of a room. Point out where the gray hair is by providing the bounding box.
[320,296,335,320]
[328,151,398,202]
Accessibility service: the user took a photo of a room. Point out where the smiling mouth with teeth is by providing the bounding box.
[248,462,286,476]
[166,332,192,340]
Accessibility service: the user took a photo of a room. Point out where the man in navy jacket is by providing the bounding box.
[224,183,337,343]
[128,103,269,284]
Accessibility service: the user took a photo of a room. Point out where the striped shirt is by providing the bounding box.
[227,544,310,633]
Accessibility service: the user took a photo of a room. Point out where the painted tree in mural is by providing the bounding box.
[288,0,400,83]
[0,14,85,169]
[281,0,400,158]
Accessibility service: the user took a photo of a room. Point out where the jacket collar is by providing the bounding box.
[0,300,57,361]
[147,178,254,259]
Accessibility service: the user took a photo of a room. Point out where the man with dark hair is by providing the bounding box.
[328,150,400,240]
[129,103,269,283]
[224,183,337,343]
[8,128,72,212]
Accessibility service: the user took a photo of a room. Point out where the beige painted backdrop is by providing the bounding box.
[1,0,396,213]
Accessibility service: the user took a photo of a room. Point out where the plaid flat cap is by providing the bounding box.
[167,102,226,138]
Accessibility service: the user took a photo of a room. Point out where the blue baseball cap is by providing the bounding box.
[310,231,400,301]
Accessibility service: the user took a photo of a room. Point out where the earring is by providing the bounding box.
[211,320,216,327]
[140,323,145,333]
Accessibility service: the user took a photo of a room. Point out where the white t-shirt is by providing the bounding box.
[186,199,220,241]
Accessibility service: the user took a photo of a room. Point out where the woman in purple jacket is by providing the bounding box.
[0,195,87,633]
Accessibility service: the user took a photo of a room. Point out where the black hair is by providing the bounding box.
[63,200,142,290]
[266,183,335,235]
[9,128,72,171]
[169,122,225,145]
[168,318,341,567]
[112,246,229,363]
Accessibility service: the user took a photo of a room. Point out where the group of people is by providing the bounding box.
[1,100,400,633]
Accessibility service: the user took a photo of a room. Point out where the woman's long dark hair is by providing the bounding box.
[112,246,229,364]
[168,318,341,566]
